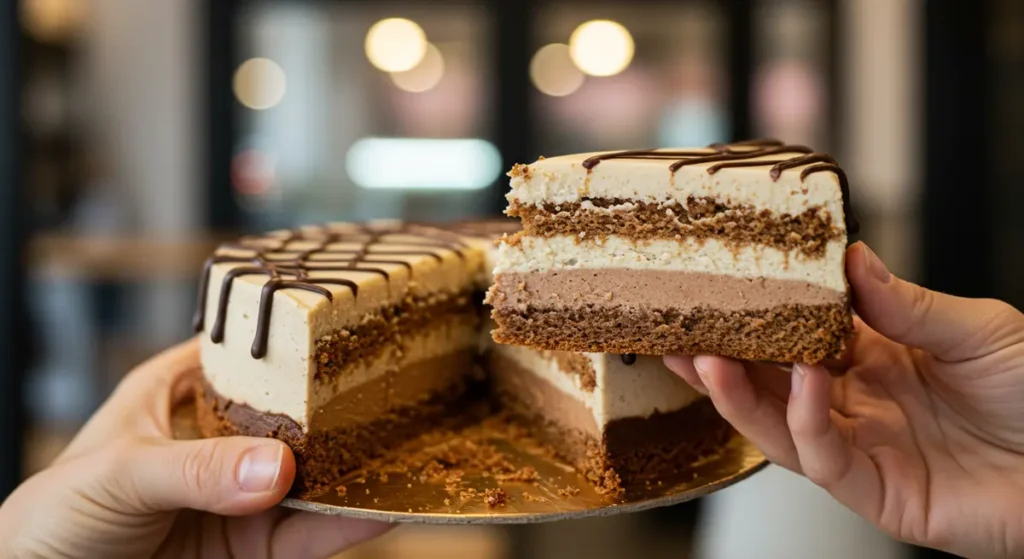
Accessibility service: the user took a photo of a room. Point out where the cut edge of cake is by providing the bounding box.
[488,140,856,364]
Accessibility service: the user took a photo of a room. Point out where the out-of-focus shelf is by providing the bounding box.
[28,233,231,282]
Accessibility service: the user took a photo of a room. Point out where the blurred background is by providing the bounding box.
[0,0,1020,557]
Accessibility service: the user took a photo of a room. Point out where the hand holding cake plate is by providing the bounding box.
[174,401,766,524]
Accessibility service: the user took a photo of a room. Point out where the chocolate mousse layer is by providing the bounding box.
[488,351,733,496]
[490,269,846,312]
[489,269,851,363]
[196,348,482,496]
[509,198,841,257]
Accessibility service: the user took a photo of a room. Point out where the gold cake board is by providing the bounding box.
[174,403,766,524]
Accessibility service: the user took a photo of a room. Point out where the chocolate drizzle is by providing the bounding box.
[192,223,466,359]
[581,139,859,234]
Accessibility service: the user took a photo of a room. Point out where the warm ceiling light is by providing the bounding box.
[365,18,427,73]
[233,58,287,110]
[569,20,635,77]
[390,43,445,93]
[529,43,585,97]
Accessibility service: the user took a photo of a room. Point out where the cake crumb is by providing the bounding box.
[378,472,389,483]
[365,489,370,495]
[458,488,479,506]
[495,466,538,483]
[558,485,581,498]
[508,163,531,179]
[335,485,347,497]
[522,492,548,503]
[484,488,508,507]
[374,498,380,504]
[407,483,412,488]
[443,498,451,506]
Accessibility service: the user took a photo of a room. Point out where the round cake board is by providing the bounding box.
[174,403,767,524]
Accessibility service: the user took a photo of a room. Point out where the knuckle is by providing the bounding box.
[179,442,224,495]
[802,463,837,486]
[906,283,936,328]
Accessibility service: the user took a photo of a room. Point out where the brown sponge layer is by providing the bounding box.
[508,197,842,257]
[491,301,852,364]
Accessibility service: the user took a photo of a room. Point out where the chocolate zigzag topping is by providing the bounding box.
[193,223,466,359]
[581,139,859,234]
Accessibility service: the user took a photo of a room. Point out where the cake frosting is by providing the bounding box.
[507,148,848,220]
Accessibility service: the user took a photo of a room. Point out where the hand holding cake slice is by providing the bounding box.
[487,140,857,364]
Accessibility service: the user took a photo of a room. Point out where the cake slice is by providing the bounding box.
[488,140,857,363]
[193,222,486,495]
[485,341,731,494]
[471,222,731,495]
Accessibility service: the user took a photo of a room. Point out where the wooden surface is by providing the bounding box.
[27,233,229,281]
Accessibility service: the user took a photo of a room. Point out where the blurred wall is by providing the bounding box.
[82,0,200,347]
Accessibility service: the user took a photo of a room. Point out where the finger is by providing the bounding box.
[663,355,708,395]
[270,513,392,558]
[787,363,884,521]
[99,436,294,516]
[690,355,802,472]
[846,242,1021,361]
[664,356,792,402]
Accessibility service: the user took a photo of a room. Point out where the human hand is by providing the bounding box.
[0,339,390,559]
[665,241,1024,559]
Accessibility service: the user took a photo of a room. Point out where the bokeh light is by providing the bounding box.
[530,44,585,97]
[365,18,428,73]
[233,58,287,110]
[390,43,445,93]
[21,0,86,43]
[231,149,275,196]
[568,20,635,77]
[347,138,501,190]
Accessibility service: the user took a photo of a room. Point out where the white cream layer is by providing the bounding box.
[508,149,847,225]
[493,344,703,428]
[494,235,848,293]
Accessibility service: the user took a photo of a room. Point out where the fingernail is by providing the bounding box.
[791,365,805,400]
[238,443,283,493]
[693,356,712,395]
[862,244,891,284]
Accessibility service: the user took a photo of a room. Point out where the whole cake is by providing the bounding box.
[487,139,858,364]
[193,220,729,496]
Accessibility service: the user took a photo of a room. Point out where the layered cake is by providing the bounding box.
[193,222,487,495]
[488,139,858,363]
[193,220,730,496]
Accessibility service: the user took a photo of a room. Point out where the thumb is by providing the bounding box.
[102,437,295,516]
[846,241,1017,361]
